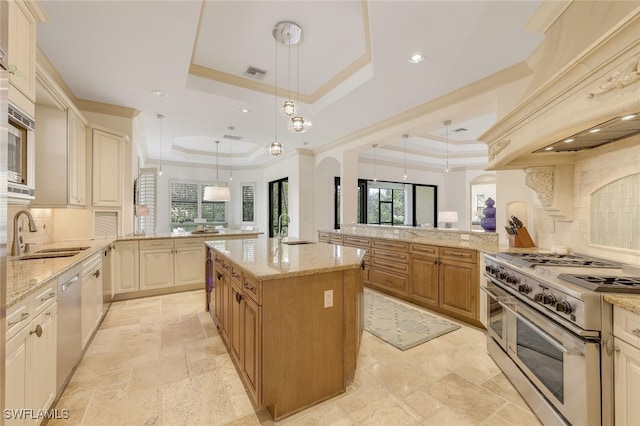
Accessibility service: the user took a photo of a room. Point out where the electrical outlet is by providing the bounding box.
[460,234,470,241]
[394,229,400,235]
[324,290,333,308]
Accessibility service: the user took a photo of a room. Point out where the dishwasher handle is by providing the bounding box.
[61,275,79,292]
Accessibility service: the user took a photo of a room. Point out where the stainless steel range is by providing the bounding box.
[482,252,634,426]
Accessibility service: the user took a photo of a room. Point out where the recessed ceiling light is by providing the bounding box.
[152,90,167,97]
[621,114,637,120]
[589,128,601,133]
[239,109,250,114]
[564,138,575,143]
[544,146,554,151]
[408,53,424,64]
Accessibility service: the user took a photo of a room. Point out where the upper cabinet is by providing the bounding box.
[7,0,47,116]
[92,128,123,207]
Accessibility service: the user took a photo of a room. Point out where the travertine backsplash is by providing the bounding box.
[7,206,55,254]
[534,141,640,265]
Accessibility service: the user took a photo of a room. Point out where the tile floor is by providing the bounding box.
[49,290,542,425]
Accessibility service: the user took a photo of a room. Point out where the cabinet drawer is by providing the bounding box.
[371,268,409,295]
[32,283,58,316]
[440,247,477,263]
[372,257,409,273]
[614,307,640,348]
[243,274,261,305]
[372,239,408,252]
[139,239,174,250]
[230,264,243,284]
[329,234,344,244]
[7,300,31,339]
[175,238,205,249]
[343,236,371,248]
[410,243,438,256]
[371,248,409,263]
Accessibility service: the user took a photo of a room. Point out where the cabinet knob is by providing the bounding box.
[235,292,244,303]
[93,269,101,278]
[632,329,640,338]
[30,324,43,337]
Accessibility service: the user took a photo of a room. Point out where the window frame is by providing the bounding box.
[241,182,257,224]
[169,179,228,231]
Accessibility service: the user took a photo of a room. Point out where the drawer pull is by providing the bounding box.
[216,272,223,280]
[8,312,30,327]
[222,264,229,269]
[632,329,640,338]
[30,325,43,337]
[40,291,56,302]
[235,292,244,303]
[244,283,256,292]
[232,271,241,279]
[447,252,467,257]
[150,242,165,246]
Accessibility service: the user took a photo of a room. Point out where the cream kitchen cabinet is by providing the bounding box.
[113,240,139,294]
[92,128,123,207]
[613,306,640,425]
[174,237,206,286]
[7,0,46,114]
[81,253,103,349]
[68,110,87,206]
[139,239,175,290]
[5,284,57,426]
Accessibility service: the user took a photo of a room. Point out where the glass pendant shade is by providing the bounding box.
[270,140,284,156]
[288,116,311,133]
[203,185,230,202]
[281,100,296,117]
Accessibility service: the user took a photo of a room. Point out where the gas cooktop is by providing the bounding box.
[496,252,622,268]
[558,274,640,293]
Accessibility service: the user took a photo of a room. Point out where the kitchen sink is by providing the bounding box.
[15,251,81,261]
[36,246,90,253]
[281,240,316,245]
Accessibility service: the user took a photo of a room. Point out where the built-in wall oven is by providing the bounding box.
[483,253,638,426]
[7,103,35,198]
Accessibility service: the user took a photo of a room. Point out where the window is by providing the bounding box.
[136,168,156,234]
[367,187,405,225]
[170,181,226,231]
[242,183,256,223]
[269,178,288,237]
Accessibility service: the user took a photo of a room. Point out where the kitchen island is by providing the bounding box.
[205,238,365,420]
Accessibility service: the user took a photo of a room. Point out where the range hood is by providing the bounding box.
[479,2,640,221]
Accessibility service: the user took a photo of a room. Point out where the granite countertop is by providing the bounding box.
[207,238,365,280]
[604,294,640,316]
[7,238,115,308]
[118,230,262,241]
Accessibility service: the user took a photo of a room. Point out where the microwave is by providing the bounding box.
[8,104,35,197]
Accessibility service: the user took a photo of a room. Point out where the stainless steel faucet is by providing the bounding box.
[277,213,290,240]
[12,210,38,256]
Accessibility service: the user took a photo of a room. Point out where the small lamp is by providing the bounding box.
[438,211,459,229]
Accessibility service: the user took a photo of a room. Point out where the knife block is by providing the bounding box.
[509,227,535,248]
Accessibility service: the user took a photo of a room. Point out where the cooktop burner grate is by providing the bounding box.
[559,274,640,293]
[497,252,622,268]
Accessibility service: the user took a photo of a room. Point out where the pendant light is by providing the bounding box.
[402,134,408,181]
[270,29,284,157]
[288,40,311,133]
[372,143,378,182]
[228,126,234,181]
[443,120,451,173]
[203,140,230,201]
[274,21,300,118]
[157,114,164,176]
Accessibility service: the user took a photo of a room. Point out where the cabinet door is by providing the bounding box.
[27,304,58,422]
[140,248,174,290]
[438,258,478,321]
[6,327,29,426]
[230,283,244,364]
[114,241,139,294]
[175,244,206,286]
[615,337,640,425]
[214,267,224,327]
[410,255,439,309]
[94,266,104,328]
[68,110,86,206]
[221,273,232,340]
[92,129,123,206]
[242,295,261,404]
[8,0,37,102]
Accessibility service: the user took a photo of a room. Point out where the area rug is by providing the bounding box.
[364,288,461,351]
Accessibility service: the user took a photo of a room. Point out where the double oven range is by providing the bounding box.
[483,252,640,426]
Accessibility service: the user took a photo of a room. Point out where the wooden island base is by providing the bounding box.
[206,239,364,420]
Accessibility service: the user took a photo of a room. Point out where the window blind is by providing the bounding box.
[138,168,157,233]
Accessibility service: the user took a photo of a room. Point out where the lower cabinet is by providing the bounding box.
[613,306,640,425]
[6,301,57,426]
[81,253,104,349]
[113,240,140,294]
[242,295,262,403]
[139,240,174,290]
[409,253,439,309]
[438,257,478,321]
[175,238,206,286]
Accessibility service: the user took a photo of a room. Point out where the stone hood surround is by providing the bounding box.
[479,3,640,220]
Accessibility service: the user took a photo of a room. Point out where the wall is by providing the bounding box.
[535,140,640,265]
[496,169,539,246]
[7,207,54,254]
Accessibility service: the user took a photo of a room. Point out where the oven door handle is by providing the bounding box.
[480,285,510,302]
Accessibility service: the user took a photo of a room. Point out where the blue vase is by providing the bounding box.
[481,197,496,232]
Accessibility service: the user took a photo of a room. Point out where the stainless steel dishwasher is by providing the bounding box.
[56,265,82,392]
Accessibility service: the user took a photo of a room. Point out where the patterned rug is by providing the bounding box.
[364,288,461,351]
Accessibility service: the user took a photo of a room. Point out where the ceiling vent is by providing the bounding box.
[244,66,267,80]
[223,134,243,141]
[453,127,468,133]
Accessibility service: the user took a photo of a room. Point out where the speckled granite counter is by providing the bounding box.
[604,294,640,315]
[118,230,262,241]
[7,238,115,308]
[206,238,365,280]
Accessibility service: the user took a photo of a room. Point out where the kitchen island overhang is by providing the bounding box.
[205,238,365,420]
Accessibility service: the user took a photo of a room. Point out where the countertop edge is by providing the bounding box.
[604,294,640,316]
